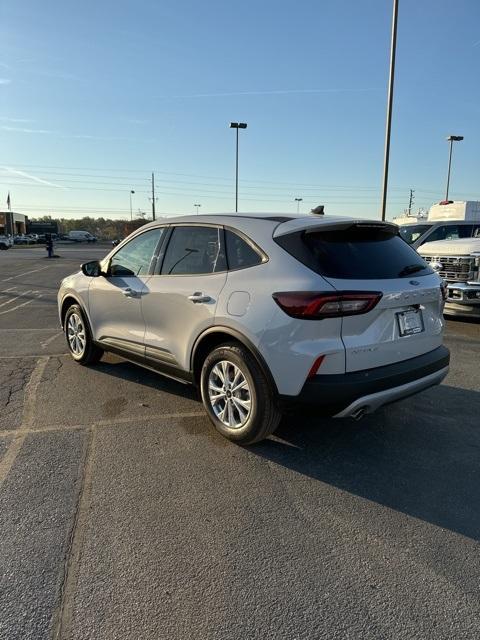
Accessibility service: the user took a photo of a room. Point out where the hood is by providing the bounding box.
[418,238,480,256]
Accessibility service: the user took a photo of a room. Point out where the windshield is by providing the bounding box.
[399,224,432,244]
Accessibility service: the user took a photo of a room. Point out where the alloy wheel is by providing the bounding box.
[207,360,252,429]
[67,313,86,356]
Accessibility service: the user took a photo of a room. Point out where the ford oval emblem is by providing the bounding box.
[409,280,420,286]
[431,261,444,271]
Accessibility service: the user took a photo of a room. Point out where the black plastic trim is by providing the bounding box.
[280,346,450,414]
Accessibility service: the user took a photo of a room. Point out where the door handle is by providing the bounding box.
[123,287,140,298]
[188,292,212,304]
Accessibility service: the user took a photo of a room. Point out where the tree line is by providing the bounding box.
[30,216,152,240]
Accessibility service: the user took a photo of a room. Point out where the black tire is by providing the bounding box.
[64,304,103,365]
[200,343,281,445]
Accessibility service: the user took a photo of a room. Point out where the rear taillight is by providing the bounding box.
[272,291,382,319]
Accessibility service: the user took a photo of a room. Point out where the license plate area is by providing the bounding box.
[397,308,424,336]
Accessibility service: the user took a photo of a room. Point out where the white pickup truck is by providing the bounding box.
[419,238,480,319]
[0,235,13,250]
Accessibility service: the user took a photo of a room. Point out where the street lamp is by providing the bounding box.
[229,122,247,212]
[129,190,135,221]
[294,197,303,213]
[445,135,464,202]
[194,203,201,215]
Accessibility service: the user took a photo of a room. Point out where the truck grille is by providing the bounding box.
[423,255,476,282]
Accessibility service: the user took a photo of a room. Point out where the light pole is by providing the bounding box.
[380,0,399,221]
[194,203,201,215]
[294,197,303,213]
[445,135,463,202]
[229,122,247,212]
[129,190,135,221]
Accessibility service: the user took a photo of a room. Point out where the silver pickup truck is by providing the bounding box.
[419,238,480,318]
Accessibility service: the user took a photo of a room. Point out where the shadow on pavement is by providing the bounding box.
[251,384,480,541]
[93,356,198,402]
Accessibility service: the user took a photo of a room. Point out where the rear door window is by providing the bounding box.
[161,226,226,275]
[275,224,434,279]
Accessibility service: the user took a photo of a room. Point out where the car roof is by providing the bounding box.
[141,212,394,234]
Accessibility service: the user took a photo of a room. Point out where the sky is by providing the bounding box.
[1,0,479,221]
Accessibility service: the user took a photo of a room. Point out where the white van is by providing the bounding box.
[67,230,97,243]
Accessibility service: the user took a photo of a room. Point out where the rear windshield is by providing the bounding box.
[275,224,434,279]
[399,224,432,244]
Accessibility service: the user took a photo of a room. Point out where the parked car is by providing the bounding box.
[67,230,97,243]
[58,213,449,444]
[0,234,13,250]
[419,237,480,319]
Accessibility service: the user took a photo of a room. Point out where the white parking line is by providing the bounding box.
[41,331,63,348]
[0,290,33,308]
[1,266,51,282]
[0,293,43,316]
[0,356,50,490]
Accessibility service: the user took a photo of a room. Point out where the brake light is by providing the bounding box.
[272,291,382,319]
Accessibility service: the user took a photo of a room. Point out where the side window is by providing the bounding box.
[161,226,226,275]
[474,225,480,238]
[110,228,164,277]
[225,230,264,270]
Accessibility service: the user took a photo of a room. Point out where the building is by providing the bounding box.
[0,211,28,235]
[27,220,59,235]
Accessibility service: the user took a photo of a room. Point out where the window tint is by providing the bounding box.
[110,228,164,277]
[399,224,431,244]
[161,226,226,275]
[225,230,263,270]
[275,224,434,279]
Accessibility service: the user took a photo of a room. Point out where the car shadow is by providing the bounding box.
[250,384,480,541]
[93,355,199,402]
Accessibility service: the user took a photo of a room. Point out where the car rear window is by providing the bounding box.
[274,224,434,279]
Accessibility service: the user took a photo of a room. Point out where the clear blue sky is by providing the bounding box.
[1,0,479,220]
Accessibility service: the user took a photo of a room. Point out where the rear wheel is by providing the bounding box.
[200,343,281,445]
[64,304,103,365]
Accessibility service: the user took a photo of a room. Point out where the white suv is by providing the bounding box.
[57,213,450,444]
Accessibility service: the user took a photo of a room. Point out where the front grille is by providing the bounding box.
[424,255,476,282]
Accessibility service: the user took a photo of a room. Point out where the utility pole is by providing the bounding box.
[408,189,415,215]
[151,172,156,221]
[380,0,399,221]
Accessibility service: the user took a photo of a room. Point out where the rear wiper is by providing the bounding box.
[398,264,425,277]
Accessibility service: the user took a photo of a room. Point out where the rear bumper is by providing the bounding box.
[280,345,450,417]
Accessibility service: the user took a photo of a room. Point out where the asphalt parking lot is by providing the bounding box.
[1,243,479,640]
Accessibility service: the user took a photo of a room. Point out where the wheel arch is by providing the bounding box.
[60,294,92,333]
[190,326,278,395]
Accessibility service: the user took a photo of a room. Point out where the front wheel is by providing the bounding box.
[64,304,103,365]
[200,343,281,445]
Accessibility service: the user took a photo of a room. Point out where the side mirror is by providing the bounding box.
[81,260,102,277]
